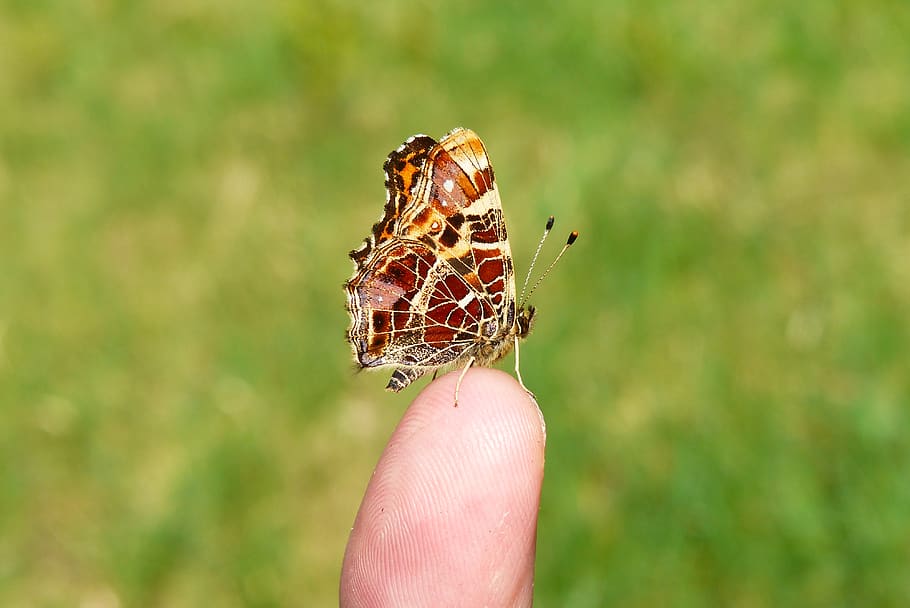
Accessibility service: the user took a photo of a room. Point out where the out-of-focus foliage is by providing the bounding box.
[1,1,909,605]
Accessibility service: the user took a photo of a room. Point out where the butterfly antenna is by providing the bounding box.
[519,228,579,308]
[518,216,555,306]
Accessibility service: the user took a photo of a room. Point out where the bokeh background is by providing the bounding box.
[3,1,910,605]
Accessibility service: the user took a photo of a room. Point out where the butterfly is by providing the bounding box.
[345,128,576,405]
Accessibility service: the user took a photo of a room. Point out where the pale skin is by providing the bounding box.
[340,367,546,607]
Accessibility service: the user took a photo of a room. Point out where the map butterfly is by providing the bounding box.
[345,128,577,405]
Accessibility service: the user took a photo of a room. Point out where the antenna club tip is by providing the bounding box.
[567,231,579,245]
[546,216,555,230]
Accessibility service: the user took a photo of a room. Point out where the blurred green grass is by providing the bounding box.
[2,1,910,605]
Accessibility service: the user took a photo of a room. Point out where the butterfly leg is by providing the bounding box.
[514,335,535,400]
[453,356,476,407]
[432,370,439,381]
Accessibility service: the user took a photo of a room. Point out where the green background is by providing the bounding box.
[3,1,910,605]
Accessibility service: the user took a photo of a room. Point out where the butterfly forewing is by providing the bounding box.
[350,135,436,265]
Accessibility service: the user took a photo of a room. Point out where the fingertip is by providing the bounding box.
[340,368,545,607]
[414,367,546,451]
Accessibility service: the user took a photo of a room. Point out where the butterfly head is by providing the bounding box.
[516,305,536,340]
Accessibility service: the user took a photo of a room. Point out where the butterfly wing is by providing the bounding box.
[345,128,517,391]
[345,240,496,390]
[398,128,516,322]
[349,134,437,266]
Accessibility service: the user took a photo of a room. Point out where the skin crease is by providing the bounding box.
[340,368,546,608]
